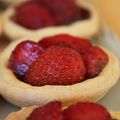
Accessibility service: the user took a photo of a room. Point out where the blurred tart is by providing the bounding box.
[5,101,120,120]
[0,34,119,107]
[2,0,99,40]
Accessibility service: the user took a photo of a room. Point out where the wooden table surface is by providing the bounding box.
[0,0,120,52]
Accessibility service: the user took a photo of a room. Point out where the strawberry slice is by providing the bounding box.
[27,101,63,120]
[39,34,92,50]
[63,102,112,120]
[80,46,108,78]
[9,40,44,78]
[14,2,55,29]
[24,46,86,86]
[39,37,71,49]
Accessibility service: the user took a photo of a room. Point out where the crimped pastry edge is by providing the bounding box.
[0,36,119,107]
[2,0,100,40]
[5,105,120,120]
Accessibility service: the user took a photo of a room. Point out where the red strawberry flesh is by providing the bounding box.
[9,40,44,78]
[13,2,55,29]
[63,102,112,120]
[39,0,90,25]
[27,101,63,120]
[13,0,90,28]
[39,38,72,49]
[8,34,108,86]
[39,34,92,50]
[26,101,112,120]
[80,46,108,78]
[24,46,86,86]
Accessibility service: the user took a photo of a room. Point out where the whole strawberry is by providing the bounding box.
[39,34,92,50]
[9,41,44,78]
[27,101,63,120]
[63,102,112,120]
[25,46,86,86]
[14,2,55,29]
[80,46,108,78]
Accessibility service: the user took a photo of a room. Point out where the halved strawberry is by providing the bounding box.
[27,101,63,120]
[39,38,71,49]
[80,46,108,78]
[9,40,44,78]
[63,102,112,120]
[14,2,55,29]
[39,34,92,50]
[24,46,86,86]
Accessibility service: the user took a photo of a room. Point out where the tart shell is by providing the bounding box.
[2,0,100,40]
[5,105,120,120]
[0,36,119,107]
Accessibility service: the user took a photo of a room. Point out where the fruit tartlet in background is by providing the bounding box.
[2,0,99,40]
[0,34,119,107]
[5,101,120,120]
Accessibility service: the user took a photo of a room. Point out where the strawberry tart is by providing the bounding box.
[5,101,120,120]
[0,34,119,107]
[2,0,99,40]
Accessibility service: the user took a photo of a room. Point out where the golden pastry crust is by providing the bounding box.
[2,0,100,40]
[5,105,120,120]
[0,36,119,107]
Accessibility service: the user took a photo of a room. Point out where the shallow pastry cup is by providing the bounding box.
[0,36,119,107]
[2,0,100,40]
[5,105,120,120]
